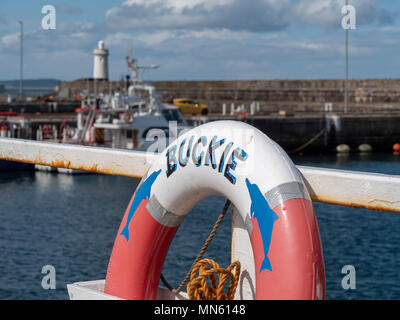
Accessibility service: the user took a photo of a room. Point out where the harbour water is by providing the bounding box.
[0,153,399,300]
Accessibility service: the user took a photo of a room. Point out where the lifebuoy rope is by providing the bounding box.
[160,199,241,300]
[288,128,326,154]
[187,259,240,300]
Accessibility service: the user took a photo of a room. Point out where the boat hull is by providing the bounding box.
[0,160,34,172]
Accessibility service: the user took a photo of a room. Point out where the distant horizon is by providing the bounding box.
[4,77,400,83]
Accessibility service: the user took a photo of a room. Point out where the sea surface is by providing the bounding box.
[0,153,399,300]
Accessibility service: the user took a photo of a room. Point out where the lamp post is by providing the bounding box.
[19,20,23,101]
[344,0,349,114]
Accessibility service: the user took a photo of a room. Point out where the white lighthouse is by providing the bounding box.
[93,40,109,80]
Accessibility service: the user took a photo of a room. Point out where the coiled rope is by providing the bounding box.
[187,259,240,300]
[160,200,241,300]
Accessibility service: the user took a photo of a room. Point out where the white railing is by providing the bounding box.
[1,137,399,213]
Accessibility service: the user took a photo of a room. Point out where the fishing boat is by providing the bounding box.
[66,52,188,149]
[0,112,34,171]
[34,53,189,173]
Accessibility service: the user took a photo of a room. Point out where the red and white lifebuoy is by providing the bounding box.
[104,120,325,300]
[123,112,135,124]
[42,124,54,137]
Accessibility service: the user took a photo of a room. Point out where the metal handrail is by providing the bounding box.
[1,137,399,213]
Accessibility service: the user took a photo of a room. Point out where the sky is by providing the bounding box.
[1,0,400,81]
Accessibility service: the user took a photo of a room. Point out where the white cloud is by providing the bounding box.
[293,0,395,29]
[104,32,135,46]
[1,32,19,47]
[55,4,82,15]
[135,31,175,46]
[0,20,97,56]
[105,0,394,32]
[121,0,233,12]
[106,0,292,32]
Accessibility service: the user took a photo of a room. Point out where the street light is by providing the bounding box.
[344,0,349,114]
[18,20,23,101]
